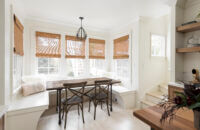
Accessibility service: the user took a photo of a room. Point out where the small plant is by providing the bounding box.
[159,83,200,123]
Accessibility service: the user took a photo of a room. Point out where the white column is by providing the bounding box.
[0,0,6,105]
[0,0,11,105]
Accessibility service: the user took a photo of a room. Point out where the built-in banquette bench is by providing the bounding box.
[6,89,49,130]
[112,85,136,109]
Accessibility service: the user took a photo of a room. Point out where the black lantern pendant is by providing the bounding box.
[76,17,87,40]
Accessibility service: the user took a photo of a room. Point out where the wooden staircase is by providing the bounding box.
[140,84,168,109]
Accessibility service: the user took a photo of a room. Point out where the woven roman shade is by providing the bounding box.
[36,32,61,58]
[14,15,24,56]
[89,38,105,59]
[113,35,129,59]
[65,35,85,58]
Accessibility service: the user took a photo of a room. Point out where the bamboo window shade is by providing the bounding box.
[14,15,24,56]
[65,35,85,58]
[113,35,129,59]
[89,38,105,59]
[36,32,61,58]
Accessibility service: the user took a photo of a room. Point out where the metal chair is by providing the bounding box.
[88,80,112,120]
[62,81,87,129]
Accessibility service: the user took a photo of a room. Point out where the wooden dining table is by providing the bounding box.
[46,77,121,124]
[133,105,195,130]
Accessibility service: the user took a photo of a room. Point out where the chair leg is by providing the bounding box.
[81,103,85,123]
[88,100,91,112]
[62,105,65,119]
[106,100,110,116]
[64,110,68,129]
[78,105,80,115]
[101,102,103,109]
[94,103,97,120]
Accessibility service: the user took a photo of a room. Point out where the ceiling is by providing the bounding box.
[15,0,171,31]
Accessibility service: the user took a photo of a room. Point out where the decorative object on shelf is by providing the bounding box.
[192,69,200,83]
[187,34,200,47]
[182,21,197,26]
[159,83,200,129]
[196,12,200,22]
[76,17,87,40]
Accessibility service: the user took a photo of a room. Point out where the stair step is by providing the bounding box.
[146,91,166,104]
[141,100,156,109]
[159,84,168,94]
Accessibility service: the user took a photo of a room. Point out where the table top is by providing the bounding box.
[133,106,195,130]
[46,77,121,90]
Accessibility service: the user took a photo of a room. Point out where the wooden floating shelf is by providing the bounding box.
[177,22,200,33]
[176,46,200,53]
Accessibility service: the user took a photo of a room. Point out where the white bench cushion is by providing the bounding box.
[112,85,136,96]
[8,91,49,115]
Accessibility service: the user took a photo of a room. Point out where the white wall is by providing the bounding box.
[137,16,169,105]
[23,19,110,76]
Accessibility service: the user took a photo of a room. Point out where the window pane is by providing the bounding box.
[49,67,58,74]
[38,58,48,67]
[49,58,59,67]
[115,59,129,78]
[66,59,85,77]
[38,58,59,74]
[151,34,165,57]
[89,59,105,76]
[38,68,48,74]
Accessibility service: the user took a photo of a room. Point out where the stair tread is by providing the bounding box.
[141,100,156,106]
[146,91,166,99]
[160,84,168,89]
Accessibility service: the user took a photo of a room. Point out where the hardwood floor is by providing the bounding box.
[37,103,150,130]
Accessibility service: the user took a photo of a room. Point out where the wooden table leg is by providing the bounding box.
[56,90,59,112]
[58,89,61,125]
[110,84,113,112]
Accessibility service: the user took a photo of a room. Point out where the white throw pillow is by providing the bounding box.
[22,82,46,96]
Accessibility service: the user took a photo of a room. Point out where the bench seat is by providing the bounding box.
[112,85,136,109]
[6,91,49,130]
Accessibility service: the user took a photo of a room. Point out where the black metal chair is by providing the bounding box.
[88,80,112,120]
[61,81,87,129]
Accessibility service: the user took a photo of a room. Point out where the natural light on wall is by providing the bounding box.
[151,34,166,57]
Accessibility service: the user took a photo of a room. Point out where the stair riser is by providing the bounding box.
[146,94,163,104]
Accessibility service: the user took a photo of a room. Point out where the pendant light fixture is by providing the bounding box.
[76,17,87,40]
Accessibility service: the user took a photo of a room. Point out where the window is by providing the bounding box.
[89,59,106,76]
[65,35,85,58]
[66,59,85,77]
[13,54,23,89]
[14,15,24,56]
[89,38,105,59]
[151,34,166,57]
[38,58,59,75]
[36,32,61,58]
[113,35,131,87]
[113,59,129,79]
[113,35,129,59]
